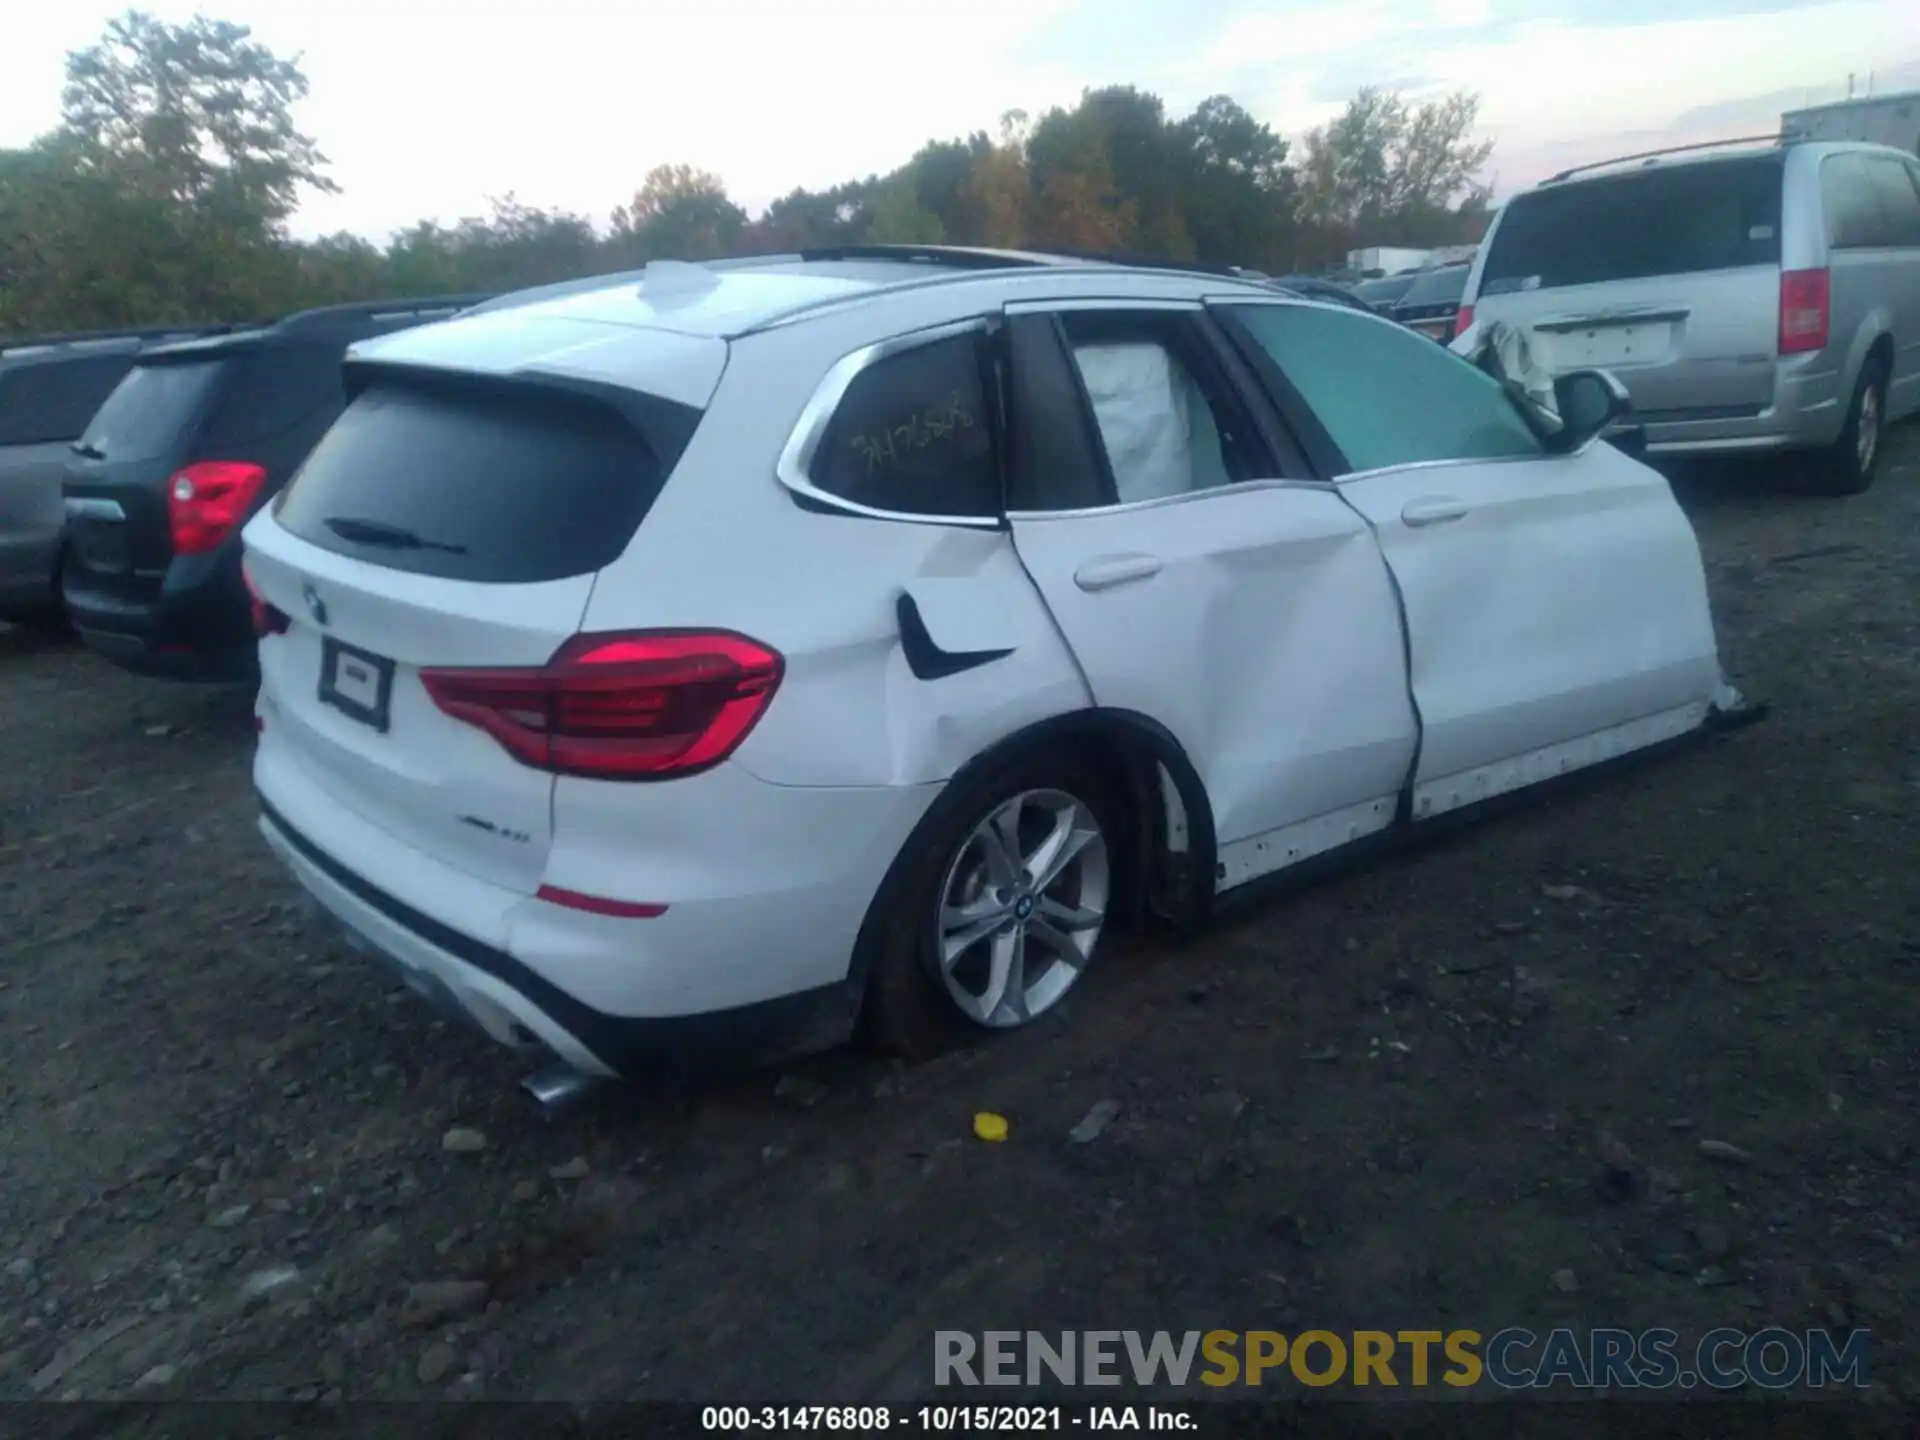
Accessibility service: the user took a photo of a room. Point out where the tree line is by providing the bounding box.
[0,10,1495,337]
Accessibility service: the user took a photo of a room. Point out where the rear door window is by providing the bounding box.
[1482,157,1783,294]
[1821,153,1889,249]
[77,361,225,462]
[1861,156,1920,247]
[0,353,140,446]
[273,377,698,583]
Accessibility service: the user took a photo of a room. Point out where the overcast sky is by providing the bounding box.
[2,0,1915,241]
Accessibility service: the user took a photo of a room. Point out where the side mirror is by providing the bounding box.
[1548,369,1631,453]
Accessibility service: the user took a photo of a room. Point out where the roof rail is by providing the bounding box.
[1018,245,1269,279]
[271,294,494,332]
[1547,134,1786,183]
[0,321,241,354]
[796,244,1060,270]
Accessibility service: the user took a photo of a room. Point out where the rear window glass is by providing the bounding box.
[273,378,695,583]
[77,361,224,462]
[1482,157,1783,294]
[1352,275,1417,305]
[0,353,140,446]
[1396,267,1471,307]
[202,346,345,449]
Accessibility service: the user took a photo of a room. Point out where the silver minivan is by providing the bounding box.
[1458,137,1920,493]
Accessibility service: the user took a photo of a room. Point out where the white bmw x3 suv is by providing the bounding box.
[241,245,1742,1085]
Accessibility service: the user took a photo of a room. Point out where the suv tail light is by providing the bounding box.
[169,461,268,554]
[1454,304,1475,337]
[421,631,784,781]
[242,567,289,637]
[1779,268,1830,355]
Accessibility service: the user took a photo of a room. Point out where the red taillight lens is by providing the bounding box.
[169,461,268,555]
[1779,268,1830,355]
[243,567,289,637]
[420,630,784,781]
[1454,304,1475,336]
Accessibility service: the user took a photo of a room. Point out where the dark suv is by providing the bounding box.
[0,326,234,626]
[61,297,486,680]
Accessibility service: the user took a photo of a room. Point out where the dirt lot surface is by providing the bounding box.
[2,432,1917,1413]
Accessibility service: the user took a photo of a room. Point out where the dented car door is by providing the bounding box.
[999,303,1420,891]
[1214,298,1728,821]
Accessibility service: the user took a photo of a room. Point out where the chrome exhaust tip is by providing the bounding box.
[521,1064,600,1115]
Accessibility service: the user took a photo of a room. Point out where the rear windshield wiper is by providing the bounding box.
[323,515,466,554]
[69,441,106,460]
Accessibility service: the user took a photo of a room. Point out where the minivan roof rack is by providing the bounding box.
[1547,134,1787,183]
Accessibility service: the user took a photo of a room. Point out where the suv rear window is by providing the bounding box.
[273,377,698,583]
[1482,156,1784,294]
[78,361,225,462]
[0,353,140,447]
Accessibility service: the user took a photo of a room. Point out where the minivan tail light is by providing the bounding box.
[169,461,268,554]
[1454,304,1474,337]
[1779,268,1830,355]
[420,631,784,781]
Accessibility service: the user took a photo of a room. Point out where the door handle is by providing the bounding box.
[1073,554,1163,592]
[1400,497,1469,527]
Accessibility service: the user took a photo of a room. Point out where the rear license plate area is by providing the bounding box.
[1550,323,1667,369]
[318,638,395,733]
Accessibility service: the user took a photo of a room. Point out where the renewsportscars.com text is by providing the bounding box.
[934,1328,1872,1390]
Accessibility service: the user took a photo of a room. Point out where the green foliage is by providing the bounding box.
[1,9,1499,338]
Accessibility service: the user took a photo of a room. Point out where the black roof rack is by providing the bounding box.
[1547,134,1787,183]
[0,321,244,354]
[268,294,494,336]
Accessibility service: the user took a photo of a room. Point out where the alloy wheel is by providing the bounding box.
[933,788,1110,1028]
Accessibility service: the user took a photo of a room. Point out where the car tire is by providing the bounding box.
[859,755,1123,1062]
[1804,357,1887,497]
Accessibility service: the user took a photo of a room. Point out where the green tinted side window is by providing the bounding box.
[1226,304,1542,474]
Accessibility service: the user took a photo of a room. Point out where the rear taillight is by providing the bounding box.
[243,566,289,637]
[169,461,267,555]
[1454,304,1475,336]
[1779,268,1830,355]
[420,630,784,781]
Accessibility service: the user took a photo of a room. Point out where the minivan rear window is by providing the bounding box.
[77,361,225,462]
[273,377,698,583]
[1481,156,1784,294]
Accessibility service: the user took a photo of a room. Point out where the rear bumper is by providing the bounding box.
[64,548,256,682]
[260,800,859,1077]
[1639,357,1846,457]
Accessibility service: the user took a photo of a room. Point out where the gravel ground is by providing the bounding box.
[1,430,1916,1411]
